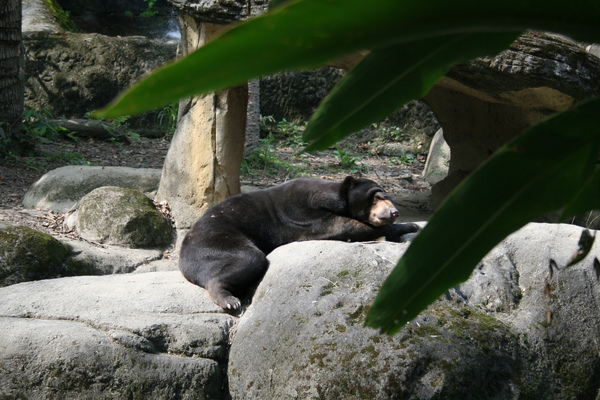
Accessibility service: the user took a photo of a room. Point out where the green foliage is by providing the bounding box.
[389,154,416,166]
[21,109,64,143]
[45,0,78,32]
[302,32,519,151]
[95,0,600,334]
[259,116,307,148]
[106,116,141,143]
[366,98,600,333]
[140,0,159,18]
[86,112,141,143]
[96,0,599,120]
[333,146,364,174]
[376,125,406,142]
[1,108,94,163]
[275,119,307,148]
[157,103,178,135]
[1,109,68,157]
[241,133,306,179]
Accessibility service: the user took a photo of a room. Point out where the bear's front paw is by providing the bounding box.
[385,223,421,242]
[398,222,420,235]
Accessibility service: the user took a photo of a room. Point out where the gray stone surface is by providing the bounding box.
[62,238,165,275]
[23,166,162,213]
[168,0,268,24]
[422,128,450,184]
[0,271,232,399]
[74,186,173,248]
[2,223,599,398]
[229,224,600,399]
[22,0,64,34]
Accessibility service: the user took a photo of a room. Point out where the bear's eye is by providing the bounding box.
[373,192,386,202]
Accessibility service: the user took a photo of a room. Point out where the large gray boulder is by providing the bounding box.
[74,186,173,248]
[0,271,232,399]
[23,166,162,212]
[229,223,600,399]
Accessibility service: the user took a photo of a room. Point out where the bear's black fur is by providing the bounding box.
[179,176,419,310]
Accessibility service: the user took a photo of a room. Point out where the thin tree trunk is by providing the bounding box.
[0,0,23,154]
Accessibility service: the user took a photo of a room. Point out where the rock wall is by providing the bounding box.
[22,0,178,127]
[23,32,177,123]
[260,68,441,139]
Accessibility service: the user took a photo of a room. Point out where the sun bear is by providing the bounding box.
[179,176,420,310]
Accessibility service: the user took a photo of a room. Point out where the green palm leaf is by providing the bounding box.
[95,0,600,119]
[302,32,520,151]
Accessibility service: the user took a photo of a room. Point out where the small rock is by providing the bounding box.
[74,186,173,248]
[0,223,70,287]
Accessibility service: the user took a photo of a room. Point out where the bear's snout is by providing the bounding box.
[369,200,398,226]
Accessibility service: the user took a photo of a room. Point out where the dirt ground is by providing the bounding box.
[0,134,432,238]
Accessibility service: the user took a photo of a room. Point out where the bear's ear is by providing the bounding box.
[342,176,356,188]
[340,176,355,200]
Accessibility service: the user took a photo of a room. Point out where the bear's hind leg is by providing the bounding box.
[206,249,269,311]
[206,278,243,310]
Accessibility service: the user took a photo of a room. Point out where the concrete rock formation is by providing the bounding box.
[425,31,600,208]
[1,223,599,399]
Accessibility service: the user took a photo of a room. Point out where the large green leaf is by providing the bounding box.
[365,97,600,334]
[561,167,600,220]
[95,0,600,118]
[302,32,520,151]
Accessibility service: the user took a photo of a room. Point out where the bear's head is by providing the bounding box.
[342,176,399,227]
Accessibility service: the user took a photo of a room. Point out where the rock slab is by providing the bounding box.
[0,271,233,399]
[22,166,162,213]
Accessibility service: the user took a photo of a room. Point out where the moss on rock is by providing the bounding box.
[0,224,69,287]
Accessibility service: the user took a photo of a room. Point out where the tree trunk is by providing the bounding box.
[245,79,261,153]
[0,0,23,154]
[155,16,248,231]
